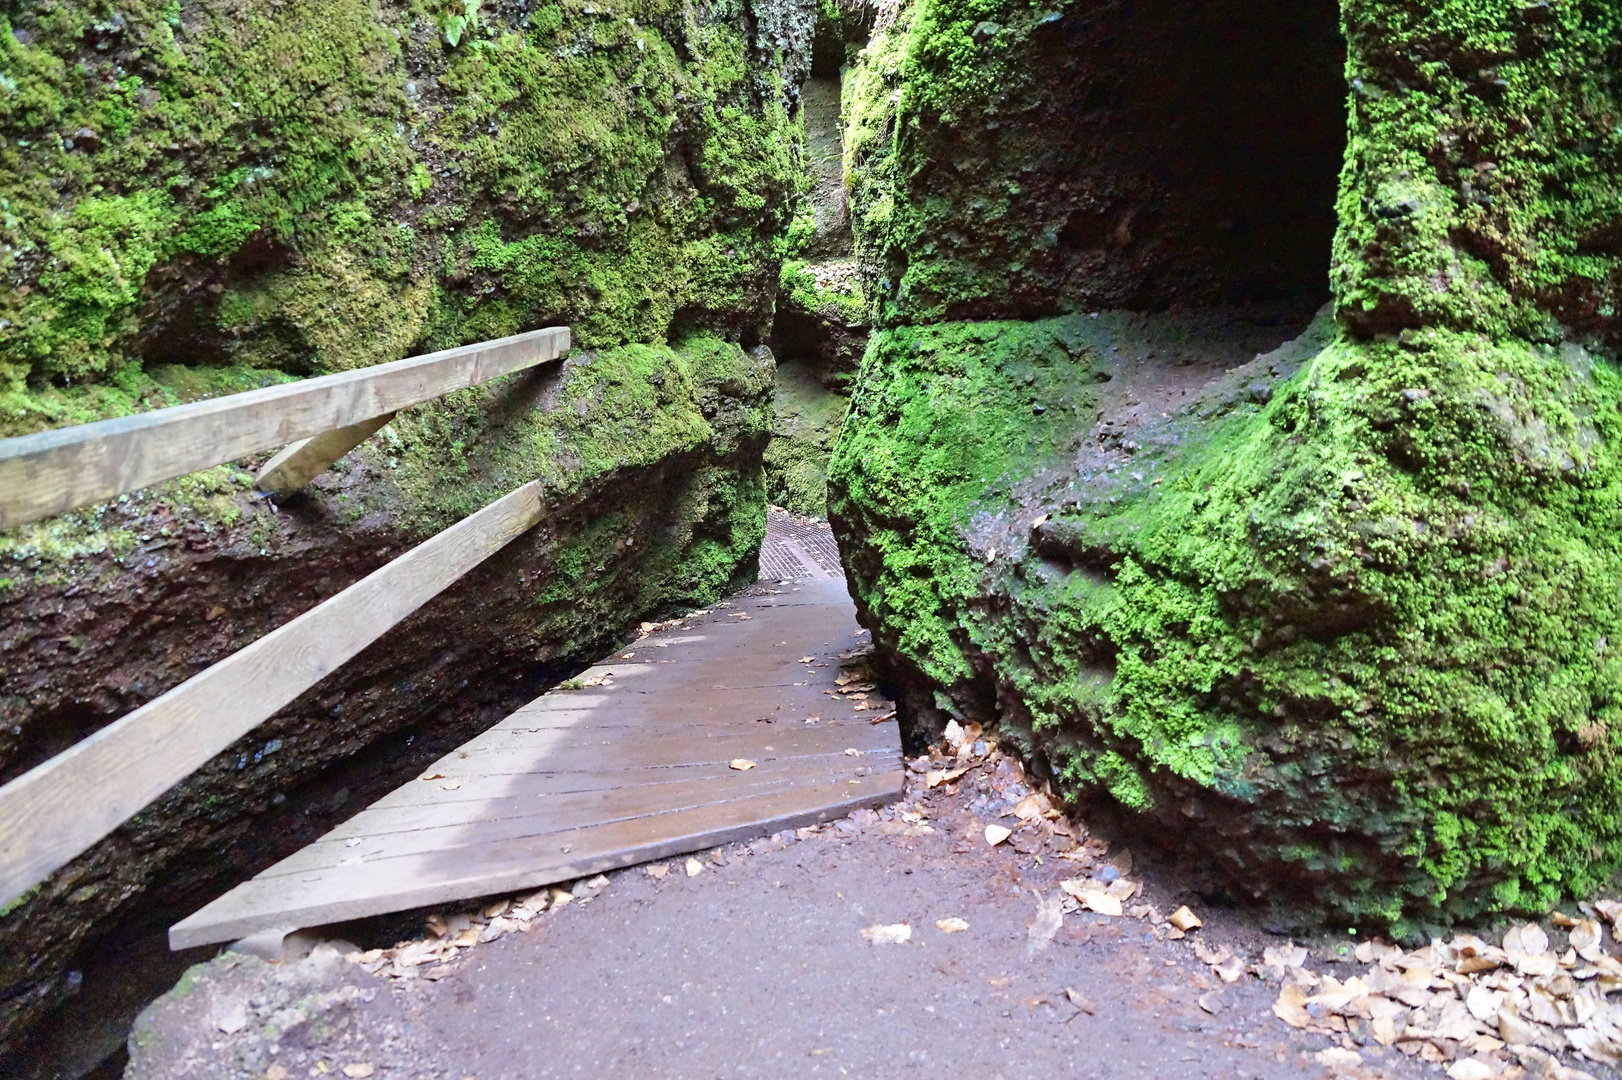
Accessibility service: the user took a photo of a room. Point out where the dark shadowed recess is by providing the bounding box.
[1068,0,1346,317]
[1112,0,1344,314]
[912,0,1348,326]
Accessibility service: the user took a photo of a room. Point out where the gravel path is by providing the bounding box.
[124,749,1465,1080]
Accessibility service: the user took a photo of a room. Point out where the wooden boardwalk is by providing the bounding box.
[170,513,902,949]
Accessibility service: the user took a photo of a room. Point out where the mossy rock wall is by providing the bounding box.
[763,355,847,516]
[0,0,811,411]
[0,0,811,1066]
[830,0,1622,932]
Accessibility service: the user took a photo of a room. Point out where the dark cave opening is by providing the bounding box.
[1055,0,1349,319]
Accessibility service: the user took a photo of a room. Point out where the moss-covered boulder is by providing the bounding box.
[0,0,810,1065]
[830,0,1622,931]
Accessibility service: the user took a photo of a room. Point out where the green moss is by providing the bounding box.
[833,311,1622,926]
[0,885,38,920]
[1333,0,1622,351]
[829,0,1622,928]
[778,259,865,327]
[840,0,913,320]
[0,359,294,439]
[763,358,848,516]
[0,0,806,400]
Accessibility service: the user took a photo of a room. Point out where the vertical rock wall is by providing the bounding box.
[0,0,811,1067]
[830,0,1622,931]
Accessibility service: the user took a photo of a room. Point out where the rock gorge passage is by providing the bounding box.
[0,0,1618,1069]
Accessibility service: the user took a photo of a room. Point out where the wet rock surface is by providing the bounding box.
[829,0,1622,930]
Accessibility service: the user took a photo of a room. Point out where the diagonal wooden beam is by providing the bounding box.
[0,326,568,529]
[0,480,545,910]
[254,412,397,495]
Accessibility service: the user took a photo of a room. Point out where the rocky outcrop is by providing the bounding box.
[0,0,809,1068]
[762,6,871,516]
[830,0,1622,933]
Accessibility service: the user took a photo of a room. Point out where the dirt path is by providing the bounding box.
[124,740,1464,1080]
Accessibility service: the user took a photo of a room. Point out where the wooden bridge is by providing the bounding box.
[0,329,901,949]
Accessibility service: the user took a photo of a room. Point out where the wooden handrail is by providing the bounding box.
[0,480,546,909]
[0,326,568,530]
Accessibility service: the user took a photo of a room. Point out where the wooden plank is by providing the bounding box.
[169,771,904,948]
[438,726,897,772]
[170,522,906,949]
[254,412,396,494]
[248,755,892,877]
[0,326,568,529]
[0,480,545,910]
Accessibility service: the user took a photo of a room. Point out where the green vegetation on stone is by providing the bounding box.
[0,0,806,399]
[833,311,1622,929]
[831,0,1622,929]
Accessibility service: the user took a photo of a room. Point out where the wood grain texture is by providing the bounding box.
[254,412,396,494]
[0,481,545,910]
[0,325,567,529]
[170,565,905,949]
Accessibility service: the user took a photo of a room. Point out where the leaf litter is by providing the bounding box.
[1259,909,1622,1079]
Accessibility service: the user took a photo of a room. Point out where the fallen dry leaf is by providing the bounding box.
[1315,1047,1361,1067]
[1371,1015,1398,1046]
[1262,941,1308,972]
[729,759,756,771]
[1198,990,1224,1014]
[1445,1060,1494,1080]
[420,772,445,781]
[647,864,669,880]
[861,923,912,945]
[341,1066,375,1079]
[936,917,969,934]
[1518,922,1551,957]
[266,1067,289,1080]
[943,719,966,747]
[926,766,970,789]
[1013,793,1050,821]
[685,858,703,877]
[1167,905,1202,932]
[1211,955,1245,984]
[985,824,1013,846]
[1028,891,1064,955]
[214,1004,247,1035]
[844,748,863,757]
[438,780,460,791]
[1571,919,1604,961]
[1194,939,1231,966]
[1273,983,1311,1028]
[1082,890,1123,917]
[1065,987,1096,1014]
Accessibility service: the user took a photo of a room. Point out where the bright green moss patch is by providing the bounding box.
[833,312,1622,926]
[1334,0,1622,351]
[763,359,848,516]
[0,0,805,400]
